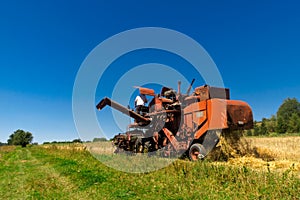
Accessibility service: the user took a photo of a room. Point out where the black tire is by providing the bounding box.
[189,143,207,161]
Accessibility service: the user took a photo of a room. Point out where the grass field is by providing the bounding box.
[0,137,300,199]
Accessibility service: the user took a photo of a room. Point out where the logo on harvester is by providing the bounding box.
[72,27,252,173]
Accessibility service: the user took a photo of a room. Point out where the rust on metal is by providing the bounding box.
[96,80,253,160]
[134,86,155,96]
[96,97,150,125]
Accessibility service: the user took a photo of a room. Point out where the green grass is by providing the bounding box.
[0,146,300,199]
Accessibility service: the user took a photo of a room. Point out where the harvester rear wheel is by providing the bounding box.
[189,143,206,161]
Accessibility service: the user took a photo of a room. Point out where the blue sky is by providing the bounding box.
[0,0,300,143]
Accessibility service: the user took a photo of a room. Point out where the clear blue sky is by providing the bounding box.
[1,0,300,143]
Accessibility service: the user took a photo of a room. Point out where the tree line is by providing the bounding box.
[4,129,109,147]
[43,138,84,144]
[42,138,108,144]
[247,98,300,136]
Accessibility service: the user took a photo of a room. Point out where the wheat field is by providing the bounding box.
[246,136,300,161]
[40,136,300,177]
[219,136,300,178]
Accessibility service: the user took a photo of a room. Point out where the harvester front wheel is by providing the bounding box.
[189,143,206,161]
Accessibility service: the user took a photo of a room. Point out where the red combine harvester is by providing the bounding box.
[96,79,253,160]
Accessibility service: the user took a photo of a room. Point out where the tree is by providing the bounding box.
[253,121,260,136]
[93,137,107,142]
[0,142,7,146]
[276,116,287,134]
[276,98,300,133]
[72,139,82,143]
[260,118,268,135]
[288,113,300,133]
[246,129,252,136]
[265,115,277,133]
[7,129,33,147]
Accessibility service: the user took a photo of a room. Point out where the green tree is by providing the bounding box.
[265,115,277,133]
[0,142,7,146]
[72,139,82,143]
[93,137,107,142]
[253,121,260,136]
[260,118,268,135]
[276,116,287,134]
[246,129,252,136]
[288,113,300,133]
[7,129,33,147]
[276,98,300,133]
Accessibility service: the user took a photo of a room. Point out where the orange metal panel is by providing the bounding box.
[192,110,207,128]
[194,121,209,139]
[184,101,206,114]
[138,87,155,96]
[183,101,207,131]
[207,99,228,130]
[185,113,193,130]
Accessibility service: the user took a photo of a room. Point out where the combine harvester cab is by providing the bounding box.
[96,81,253,161]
